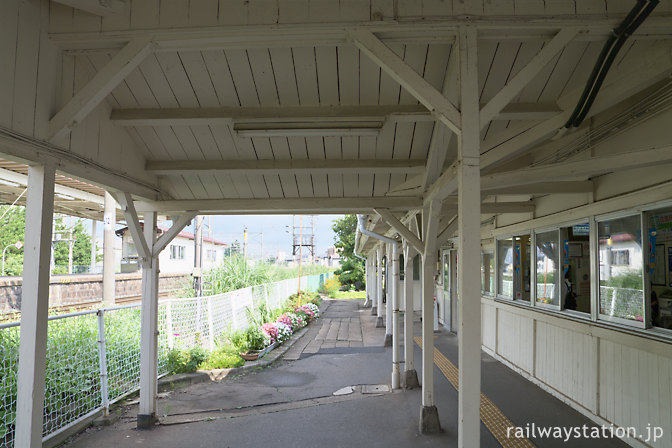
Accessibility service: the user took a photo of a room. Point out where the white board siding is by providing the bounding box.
[482,301,497,350]
[486,298,672,448]
[535,321,598,413]
[496,308,534,373]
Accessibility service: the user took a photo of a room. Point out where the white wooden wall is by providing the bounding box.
[483,299,672,448]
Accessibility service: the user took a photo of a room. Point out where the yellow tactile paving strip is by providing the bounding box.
[415,336,536,448]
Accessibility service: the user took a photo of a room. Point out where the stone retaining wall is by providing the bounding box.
[0,272,189,312]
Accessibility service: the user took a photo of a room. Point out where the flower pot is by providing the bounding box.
[240,341,279,361]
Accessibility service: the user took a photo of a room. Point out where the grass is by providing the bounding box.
[332,290,366,300]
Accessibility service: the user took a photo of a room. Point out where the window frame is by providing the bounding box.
[496,231,532,304]
[595,210,647,329]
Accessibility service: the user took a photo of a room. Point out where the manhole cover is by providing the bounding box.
[362,384,390,394]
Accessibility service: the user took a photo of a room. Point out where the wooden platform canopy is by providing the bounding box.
[3,1,672,447]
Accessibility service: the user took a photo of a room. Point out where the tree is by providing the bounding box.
[0,205,26,276]
[332,215,365,290]
[53,217,92,274]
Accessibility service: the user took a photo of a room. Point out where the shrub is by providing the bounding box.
[319,276,341,298]
[199,344,244,370]
[260,322,279,345]
[245,326,268,351]
[166,345,207,374]
[274,322,292,343]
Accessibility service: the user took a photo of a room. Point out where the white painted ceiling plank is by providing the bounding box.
[224,49,260,107]
[315,47,339,105]
[179,51,221,108]
[269,47,300,106]
[247,48,280,106]
[155,52,200,107]
[201,50,241,107]
[292,47,320,105]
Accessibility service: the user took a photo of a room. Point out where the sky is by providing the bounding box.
[202,214,345,259]
[87,213,345,260]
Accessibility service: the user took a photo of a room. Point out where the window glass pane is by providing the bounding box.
[498,238,513,298]
[481,252,494,295]
[560,223,591,313]
[536,231,559,305]
[598,215,643,322]
[646,208,672,329]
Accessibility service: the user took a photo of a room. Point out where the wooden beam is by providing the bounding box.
[111,102,559,127]
[111,104,430,126]
[479,28,579,128]
[113,192,150,260]
[374,208,424,254]
[52,0,127,16]
[134,196,423,214]
[145,159,426,175]
[152,212,197,257]
[48,17,672,51]
[481,146,672,191]
[349,29,461,136]
[49,37,153,142]
[482,181,593,195]
[437,215,458,246]
[0,128,161,200]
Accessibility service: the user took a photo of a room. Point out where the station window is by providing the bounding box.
[535,230,559,307]
[646,207,672,330]
[497,235,531,301]
[598,215,644,324]
[560,222,591,314]
[481,251,494,296]
[399,253,404,281]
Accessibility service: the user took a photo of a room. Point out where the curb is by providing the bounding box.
[158,298,332,388]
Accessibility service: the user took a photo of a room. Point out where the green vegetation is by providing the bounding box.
[331,215,365,290]
[166,345,207,374]
[332,290,366,300]
[319,275,341,298]
[199,343,244,370]
[180,255,334,297]
[602,270,643,289]
[0,206,95,276]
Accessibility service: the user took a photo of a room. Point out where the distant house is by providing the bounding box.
[115,225,227,274]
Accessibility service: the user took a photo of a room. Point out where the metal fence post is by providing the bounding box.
[96,309,109,416]
[166,302,174,350]
[207,296,214,351]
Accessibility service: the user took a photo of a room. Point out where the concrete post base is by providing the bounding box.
[419,405,442,434]
[376,316,384,328]
[404,369,420,389]
[137,413,156,430]
[383,333,392,347]
[371,306,377,315]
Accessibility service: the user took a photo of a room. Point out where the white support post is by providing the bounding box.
[91,219,97,273]
[385,242,394,346]
[15,165,55,448]
[419,198,442,433]
[375,246,383,323]
[369,255,377,313]
[363,257,371,307]
[138,211,159,429]
[391,241,400,389]
[403,241,419,389]
[96,309,110,416]
[457,25,482,448]
[102,191,116,306]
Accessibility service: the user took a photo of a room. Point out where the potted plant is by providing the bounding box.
[239,327,271,361]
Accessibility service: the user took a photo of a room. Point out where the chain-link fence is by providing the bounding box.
[0,273,331,447]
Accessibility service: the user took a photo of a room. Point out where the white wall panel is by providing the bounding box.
[482,301,496,350]
[496,308,534,373]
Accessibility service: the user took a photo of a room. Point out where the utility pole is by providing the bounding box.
[243,226,248,261]
[90,219,97,273]
[194,215,203,297]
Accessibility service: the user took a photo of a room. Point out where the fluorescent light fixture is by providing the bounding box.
[0,179,20,188]
[233,121,383,137]
[55,193,75,200]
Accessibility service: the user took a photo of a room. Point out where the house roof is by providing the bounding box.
[115,224,227,246]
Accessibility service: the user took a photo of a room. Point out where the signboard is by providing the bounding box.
[572,223,590,236]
